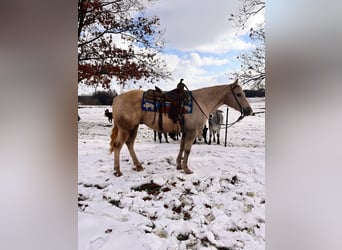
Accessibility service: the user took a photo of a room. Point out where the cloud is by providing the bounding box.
[155,52,234,90]
[192,34,254,54]
[189,52,229,66]
[147,0,243,53]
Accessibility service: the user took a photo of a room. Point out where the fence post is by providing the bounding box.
[224,106,229,147]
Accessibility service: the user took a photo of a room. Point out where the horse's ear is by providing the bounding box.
[232,79,238,86]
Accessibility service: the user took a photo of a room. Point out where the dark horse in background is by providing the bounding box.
[104,109,113,123]
[110,80,253,176]
[153,130,169,143]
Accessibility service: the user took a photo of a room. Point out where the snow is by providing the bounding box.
[78,98,265,249]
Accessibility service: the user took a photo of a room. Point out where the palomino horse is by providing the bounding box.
[109,79,253,176]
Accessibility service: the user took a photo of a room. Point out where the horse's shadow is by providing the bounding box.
[98,124,112,128]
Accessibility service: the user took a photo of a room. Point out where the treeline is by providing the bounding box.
[78,88,264,106]
[244,89,265,97]
[78,91,118,105]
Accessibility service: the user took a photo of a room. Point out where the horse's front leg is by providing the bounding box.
[180,132,197,174]
[176,134,185,170]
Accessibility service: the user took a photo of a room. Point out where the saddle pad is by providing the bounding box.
[142,91,193,114]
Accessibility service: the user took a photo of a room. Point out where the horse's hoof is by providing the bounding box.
[183,168,193,174]
[135,165,144,172]
[114,171,122,177]
[176,165,182,170]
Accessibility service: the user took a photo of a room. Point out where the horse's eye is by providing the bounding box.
[236,93,242,97]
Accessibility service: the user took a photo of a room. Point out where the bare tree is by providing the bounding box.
[78,0,171,89]
[229,0,265,89]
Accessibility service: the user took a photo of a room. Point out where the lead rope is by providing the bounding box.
[221,110,265,128]
[225,114,245,128]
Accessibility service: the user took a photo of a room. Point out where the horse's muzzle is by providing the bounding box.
[242,107,253,116]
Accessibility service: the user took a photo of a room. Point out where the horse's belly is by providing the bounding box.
[141,112,180,132]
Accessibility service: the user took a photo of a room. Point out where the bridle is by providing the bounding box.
[231,84,244,115]
[228,85,246,126]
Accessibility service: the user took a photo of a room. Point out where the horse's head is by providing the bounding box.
[228,80,253,116]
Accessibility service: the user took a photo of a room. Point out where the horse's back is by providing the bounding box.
[113,90,143,111]
[113,89,143,104]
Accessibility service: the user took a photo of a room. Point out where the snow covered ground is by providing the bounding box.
[78,98,265,250]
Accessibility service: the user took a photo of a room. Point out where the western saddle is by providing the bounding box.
[144,79,189,132]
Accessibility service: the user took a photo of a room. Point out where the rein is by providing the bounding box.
[183,84,209,120]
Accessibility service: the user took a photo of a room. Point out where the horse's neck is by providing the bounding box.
[193,85,230,115]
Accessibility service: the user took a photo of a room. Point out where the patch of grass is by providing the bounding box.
[132,181,162,195]
[177,233,189,241]
[172,205,182,214]
[83,183,107,189]
[246,191,255,197]
[231,175,239,185]
[204,203,212,209]
[161,186,171,192]
[108,199,120,207]
[193,180,201,186]
[78,193,87,201]
[201,237,210,247]
[149,214,158,221]
[183,211,191,220]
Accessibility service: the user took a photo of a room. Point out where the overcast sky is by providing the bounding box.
[143,0,260,91]
[79,0,263,94]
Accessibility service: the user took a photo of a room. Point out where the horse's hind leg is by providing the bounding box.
[126,125,143,172]
[111,127,130,177]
